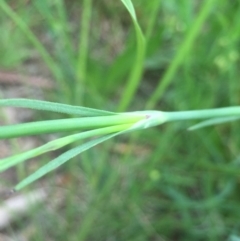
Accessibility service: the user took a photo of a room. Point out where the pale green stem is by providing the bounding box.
[0,114,144,139]
[131,107,240,129]
[164,107,240,122]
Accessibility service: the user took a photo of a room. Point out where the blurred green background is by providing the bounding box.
[0,0,240,240]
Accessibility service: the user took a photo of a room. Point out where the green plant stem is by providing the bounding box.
[165,107,240,122]
[0,115,144,139]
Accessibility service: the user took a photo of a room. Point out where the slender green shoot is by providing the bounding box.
[0,99,240,190]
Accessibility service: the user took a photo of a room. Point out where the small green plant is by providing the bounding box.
[0,98,240,190]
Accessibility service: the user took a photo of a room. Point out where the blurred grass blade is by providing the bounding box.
[55,0,75,59]
[14,131,124,191]
[146,0,217,109]
[0,124,132,172]
[0,98,116,116]
[76,0,92,102]
[118,0,146,111]
[188,116,240,131]
[34,0,74,60]
[0,0,65,89]
[145,0,162,41]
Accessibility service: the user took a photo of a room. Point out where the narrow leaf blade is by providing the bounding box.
[14,132,121,190]
[0,124,132,171]
[188,116,240,131]
[13,120,141,190]
[0,98,116,116]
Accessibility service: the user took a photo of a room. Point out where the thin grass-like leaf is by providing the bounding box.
[13,118,146,190]
[0,124,132,172]
[14,132,122,190]
[0,98,116,116]
[188,116,240,131]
